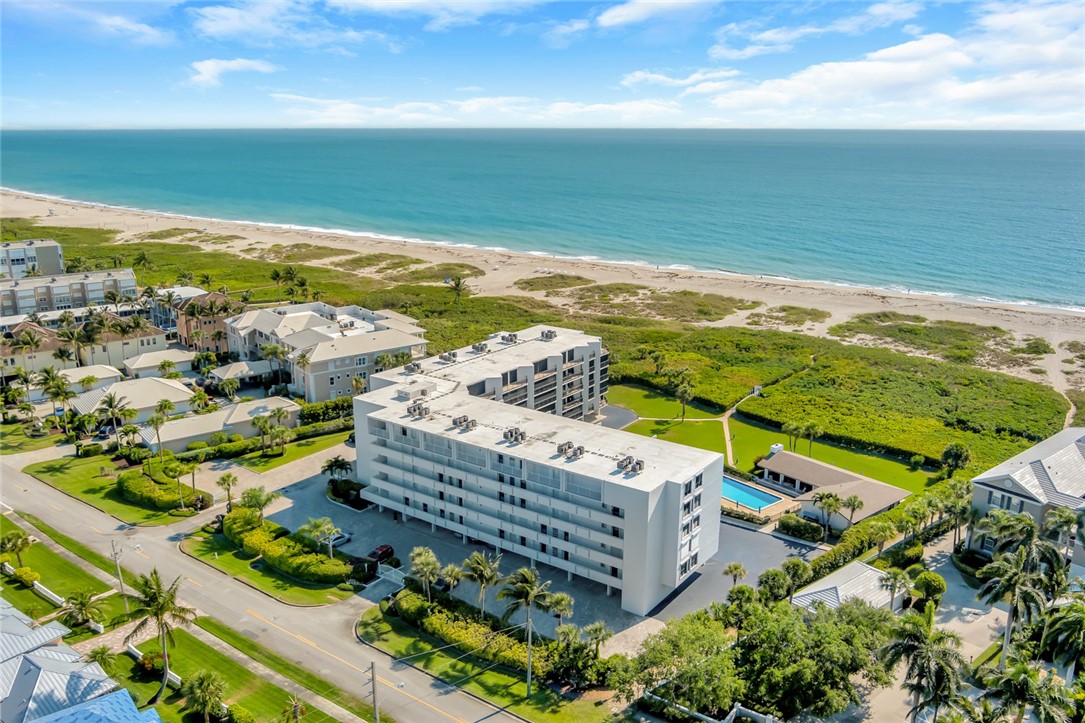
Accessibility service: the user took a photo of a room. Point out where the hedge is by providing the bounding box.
[777,514,823,542]
[77,443,103,458]
[172,418,352,463]
[13,567,40,587]
[721,506,768,526]
[220,509,351,584]
[299,397,353,424]
[116,468,212,511]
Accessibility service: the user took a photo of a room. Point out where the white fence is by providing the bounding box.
[0,562,66,607]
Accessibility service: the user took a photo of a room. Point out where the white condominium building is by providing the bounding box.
[0,239,65,280]
[354,326,723,616]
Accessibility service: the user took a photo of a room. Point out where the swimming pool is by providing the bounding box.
[722,477,783,512]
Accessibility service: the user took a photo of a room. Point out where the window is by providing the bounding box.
[693,494,702,508]
[684,481,692,496]
[695,474,703,489]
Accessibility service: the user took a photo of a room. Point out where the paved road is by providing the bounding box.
[1,446,521,723]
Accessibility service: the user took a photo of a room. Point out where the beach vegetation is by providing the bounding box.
[513,273,595,291]
[1067,388,1085,426]
[389,262,484,283]
[558,283,759,321]
[746,304,832,327]
[138,228,200,240]
[253,242,351,263]
[342,252,426,272]
[828,311,1014,364]
[1013,336,1056,355]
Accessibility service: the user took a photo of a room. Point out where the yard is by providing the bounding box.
[180,531,353,606]
[357,608,618,723]
[21,455,181,526]
[0,422,62,455]
[115,627,339,723]
[624,418,727,454]
[235,430,351,472]
[606,383,721,419]
[0,514,111,617]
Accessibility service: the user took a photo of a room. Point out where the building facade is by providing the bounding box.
[149,286,207,335]
[0,270,137,316]
[354,326,723,616]
[176,292,234,353]
[0,322,78,377]
[0,239,64,280]
[970,427,1085,574]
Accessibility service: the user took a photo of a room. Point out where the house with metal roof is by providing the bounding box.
[71,376,193,424]
[791,561,900,613]
[969,428,1085,572]
[32,688,160,723]
[139,396,300,453]
[123,349,196,378]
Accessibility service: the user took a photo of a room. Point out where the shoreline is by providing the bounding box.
[3,187,1085,398]
[4,186,1083,315]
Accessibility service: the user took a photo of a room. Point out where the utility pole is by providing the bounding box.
[110,541,129,615]
[368,661,380,723]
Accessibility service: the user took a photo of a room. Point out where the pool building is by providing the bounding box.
[353,326,724,616]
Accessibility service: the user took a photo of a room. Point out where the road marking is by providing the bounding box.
[244,609,468,723]
[133,548,150,559]
[49,504,62,512]
[89,526,103,534]
[185,577,203,588]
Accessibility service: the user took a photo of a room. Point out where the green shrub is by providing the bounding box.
[299,396,353,424]
[13,567,40,587]
[778,514,823,542]
[395,590,431,625]
[914,571,947,604]
[229,434,244,443]
[186,441,208,451]
[209,432,228,446]
[220,510,351,584]
[891,543,925,569]
[721,506,768,526]
[336,582,355,592]
[115,446,151,464]
[77,443,103,458]
[909,454,925,470]
[222,508,263,546]
[229,706,256,723]
[421,607,551,678]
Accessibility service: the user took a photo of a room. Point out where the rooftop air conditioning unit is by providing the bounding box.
[466,419,477,430]
[541,329,557,340]
[769,443,784,456]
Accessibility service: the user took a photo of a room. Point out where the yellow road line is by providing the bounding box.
[244,609,467,723]
[133,548,150,559]
[89,526,103,534]
[185,577,203,588]
[49,504,62,512]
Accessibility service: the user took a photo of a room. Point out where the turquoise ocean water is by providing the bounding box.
[2,129,1083,309]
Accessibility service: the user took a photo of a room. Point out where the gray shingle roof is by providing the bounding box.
[972,428,1085,508]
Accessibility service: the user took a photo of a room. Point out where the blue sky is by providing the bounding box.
[3,1,1083,129]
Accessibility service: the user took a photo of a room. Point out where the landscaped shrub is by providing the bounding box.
[914,571,947,605]
[115,469,210,511]
[777,514,823,542]
[137,652,164,677]
[421,607,551,679]
[77,443,103,458]
[229,434,244,443]
[395,590,431,625]
[223,508,262,546]
[12,567,40,587]
[220,510,351,584]
[721,506,768,526]
[228,706,255,723]
[209,432,229,446]
[299,396,353,424]
[186,441,208,451]
[115,446,152,464]
[888,543,925,569]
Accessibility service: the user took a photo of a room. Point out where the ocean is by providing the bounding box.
[2,129,1083,309]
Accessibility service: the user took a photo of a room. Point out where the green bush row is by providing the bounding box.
[221,509,351,584]
[116,469,210,510]
[299,397,353,424]
[172,418,352,463]
[720,506,768,526]
[777,514,823,542]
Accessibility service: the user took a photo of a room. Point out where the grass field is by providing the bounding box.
[21,455,180,526]
[180,532,352,606]
[358,608,617,723]
[0,423,62,455]
[606,383,722,419]
[195,618,382,721]
[513,274,595,292]
[624,419,727,455]
[0,514,110,602]
[115,627,338,723]
[728,416,934,494]
[15,511,139,588]
[235,431,351,472]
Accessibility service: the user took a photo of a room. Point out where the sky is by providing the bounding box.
[2,0,1083,129]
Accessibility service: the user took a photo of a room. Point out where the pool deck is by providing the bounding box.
[722,477,799,521]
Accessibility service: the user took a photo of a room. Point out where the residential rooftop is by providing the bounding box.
[139,397,300,446]
[0,269,135,290]
[73,376,191,415]
[1,239,60,249]
[123,349,196,370]
[792,561,892,612]
[294,328,423,363]
[972,427,1085,508]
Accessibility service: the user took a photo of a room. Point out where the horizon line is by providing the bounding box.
[3,126,1084,132]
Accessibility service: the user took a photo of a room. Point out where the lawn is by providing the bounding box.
[624,419,727,455]
[728,416,935,494]
[114,627,339,723]
[358,608,618,723]
[195,618,382,722]
[15,511,139,588]
[180,531,352,606]
[606,383,721,419]
[235,430,351,472]
[0,422,62,455]
[21,455,179,526]
[1,515,110,599]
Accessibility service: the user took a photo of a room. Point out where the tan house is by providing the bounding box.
[139,397,300,454]
[28,365,123,401]
[72,377,193,424]
[757,450,910,529]
[176,292,234,353]
[123,349,196,378]
[0,322,78,378]
[0,239,65,280]
[78,314,167,369]
[288,329,425,402]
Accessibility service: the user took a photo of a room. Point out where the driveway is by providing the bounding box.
[599,403,637,429]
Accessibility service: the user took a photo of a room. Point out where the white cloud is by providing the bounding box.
[543,99,681,121]
[451,96,536,114]
[620,67,739,89]
[191,0,399,51]
[542,18,590,48]
[327,0,539,31]
[95,13,173,45]
[15,2,174,46]
[272,93,454,125]
[189,58,280,88]
[595,0,713,28]
[710,2,923,60]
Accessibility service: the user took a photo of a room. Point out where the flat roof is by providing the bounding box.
[139,397,299,444]
[0,269,135,290]
[1,238,60,249]
[404,325,601,387]
[365,375,720,491]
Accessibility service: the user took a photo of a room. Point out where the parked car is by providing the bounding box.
[329,532,353,549]
[95,425,115,440]
[367,544,394,562]
[434,577,452,593]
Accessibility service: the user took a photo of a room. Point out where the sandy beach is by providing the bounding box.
[4,188,1084,394]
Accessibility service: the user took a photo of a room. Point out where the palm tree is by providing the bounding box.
[190,389,210,411]
[351,375,367,395]
[253,415,271,452]
[132,251,155,285]
[182,670,227,723]
[84,645,117,675]
[1,530,30,567]
[270,406,290,428]
[269,268,285,302]
[220,377,240,400]
[61,590,106,627]
[941,442,972,476]
[96,392,130,448]
[410,546,441,602]
[881,601,966,722]
[299,517,341,559]
[675,378,694,420]
[216,473,238,510]
[283,695,308,723]
[157,359,177,376]
[440,564,462,594]
[722,561,747,586]
[843,494,865,526]
[321,455,353,482]
[17,402,37,423]
[146,414,167,461]
[978,547,1046,669]
[802,422,824,457]
[125,569,196,704]
[1043,595,1085,684]
[546,591,574,625]
[980,658,1070,723]
[239,486,282,523]
[120,424,140,449]
[51,346,75,367]
[48,382,76,436]
[883,567,911,611]
[1044,506,1078,566]
[462,550,502,619]
[261,344,286,382]
[155,398,175,417]
[582,620,613,659]
[978,511,1062,574]
[447,275,471,302]
[496,566,553,696]
[176,270,194,286]
[812,491,842,540]
[269,424,292,455]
